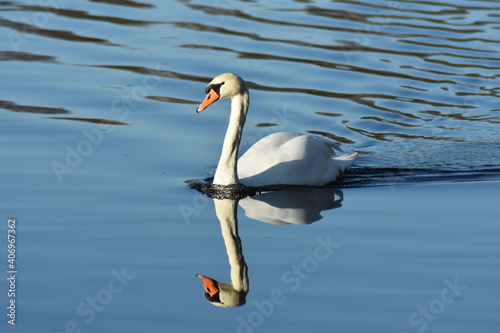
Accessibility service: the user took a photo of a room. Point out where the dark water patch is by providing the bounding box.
[89,0,156,9]
[255,123,278,127]
[315,112,344,118]
[48,117,129,125]
[145,95,197,105]
[0,51,57,62]
[0,100,69,114]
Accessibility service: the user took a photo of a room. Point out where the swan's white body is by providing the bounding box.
[196,73,357,187]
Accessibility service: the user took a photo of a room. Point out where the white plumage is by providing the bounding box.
[238,132,357,186]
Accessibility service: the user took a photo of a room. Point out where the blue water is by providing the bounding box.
[1,0,499,332]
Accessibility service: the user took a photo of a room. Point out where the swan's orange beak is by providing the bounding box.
[196,274,219,297]
[196,89,220,113]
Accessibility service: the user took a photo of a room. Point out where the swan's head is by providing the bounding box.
[196,73,248,113]
[196,274,247,307]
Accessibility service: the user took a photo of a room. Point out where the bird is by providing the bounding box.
[196,73,357,187]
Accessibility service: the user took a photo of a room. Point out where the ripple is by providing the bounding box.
[48,117,129,125]
[89,0,156,9]
[0,17,120,46]
[0,100,69,115]
[5,3,162,26]
[0,51,57,62]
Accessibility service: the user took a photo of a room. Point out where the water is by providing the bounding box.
[1,0,499,332]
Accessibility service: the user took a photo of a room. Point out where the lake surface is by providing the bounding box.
[1,0,499,332]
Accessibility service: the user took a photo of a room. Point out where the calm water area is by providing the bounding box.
[1,0,499,332]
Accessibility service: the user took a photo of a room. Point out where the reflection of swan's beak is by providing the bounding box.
[196,274,219,297]
[196,89,220,113]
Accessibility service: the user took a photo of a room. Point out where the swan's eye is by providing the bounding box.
[206,83,223,95]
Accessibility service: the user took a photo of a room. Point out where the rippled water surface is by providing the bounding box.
[1,1,499,332]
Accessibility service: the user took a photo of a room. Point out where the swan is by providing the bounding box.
[196,73,357,187]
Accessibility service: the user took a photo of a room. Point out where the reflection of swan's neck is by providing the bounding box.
[215,199,249,293]
[213,92,249,185]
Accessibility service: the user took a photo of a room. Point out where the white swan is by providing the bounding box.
[196,73,357,187]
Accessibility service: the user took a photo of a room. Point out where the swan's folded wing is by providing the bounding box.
[238,132,353,186]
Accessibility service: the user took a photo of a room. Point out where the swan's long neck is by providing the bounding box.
[214,199,249,293]
[213,91,249,185]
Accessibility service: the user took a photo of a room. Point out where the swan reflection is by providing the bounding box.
[196,187,344,307]
[197,199,249,308]
[240,188,343,225]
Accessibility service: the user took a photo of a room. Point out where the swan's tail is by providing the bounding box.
[332,152,358,173]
